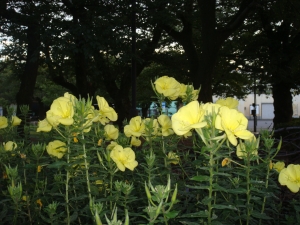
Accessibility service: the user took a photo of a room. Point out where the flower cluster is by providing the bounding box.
[170,100,253,146]
[153,76,200,103]
[0,115,22,128]
[37,93,118,133]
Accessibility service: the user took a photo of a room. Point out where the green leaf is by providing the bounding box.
[47,161,68,169]
[179,211,208,218]
[190,175,210,182]
[214,172,231,177]
[165,210,180,219]
[226,188,247,194]
[179,221,202,225]
[69,211,78,222]
[186,185,210,190]
[251,211,272,220]
[212,204,237,210]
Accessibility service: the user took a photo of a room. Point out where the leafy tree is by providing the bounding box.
[154,0,258,102]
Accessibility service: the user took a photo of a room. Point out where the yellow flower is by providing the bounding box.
[110,145,138,171]
[0,116,8,129]
[215,107,253,146]
[216,97,239,109]
[171,101,207,136]
[98,139,103,146]
[124,116,145,137]
[104,124,119,140]
[46,93,75,126]
[154,76,181,100]
[45,111,61,127]
[64,92,78,104]
[106,141,118,151]
[4,141,17,151]
[179,83,187,97]
[279,164,300,193]
[36,199,42,208]
[130,136,141,147]
[236,136,258,159]
[157,115,174,136]
[11,116,22,126]
[167,151,180,165]
[22,195,29,201]
[73,133,79,143]
[36,119,52,132]
[37,165,42,173]
[46,140,67,159]
[273,161,285,173]
[221,158,231,167]
[96,96,118,124]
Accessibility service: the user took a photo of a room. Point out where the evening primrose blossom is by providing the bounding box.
[273,161,285,173]
[154,76,181,100]
[11,116,22,126]
[171,101,207,136]
[104,124,119,140]
[46,140,67,159]
[0,116,8,129]
[157,114,174,136]
[37,119,52,132]
[46,93,75,126]
[124,116,145,137]
[110,145,138,171]
[4,141,17,151]
[216,97,239,109]
[96,96,118,124]
[279,164,300,193]
[215,106,253,146]
[130,136,141,147]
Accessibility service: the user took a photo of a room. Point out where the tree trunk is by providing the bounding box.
[272,83,293,128]
[16,25,40,114]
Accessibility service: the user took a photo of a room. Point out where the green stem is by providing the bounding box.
[23,161,32,225]
[82,133,92,205]
[66,138,71,225]
[107,150,114,211]
[246,158,251,225]
[259,158,271,225]
[207,148,214,225]
[12,202,19,225]
[161,136,168,168]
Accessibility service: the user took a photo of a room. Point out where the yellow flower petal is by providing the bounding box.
[110,145,138,171]
[46,140,67,159]
[154,76,181,100]
[279,164,300,193]
[0,116,8,129]
[37,119,52,132]
[216,107,253,146]
[104,124,119,140]
[172,101,207,136]
[216,97,239,109]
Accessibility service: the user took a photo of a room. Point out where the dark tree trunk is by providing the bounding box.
[272,84,293,128]
[16,25,40,114]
